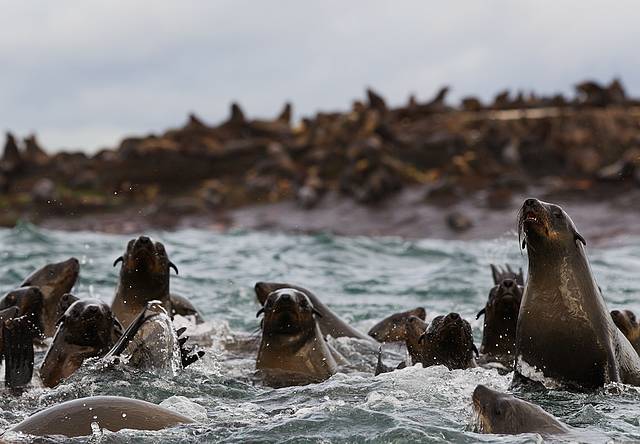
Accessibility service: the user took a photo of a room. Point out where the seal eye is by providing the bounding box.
[493,405,502,417]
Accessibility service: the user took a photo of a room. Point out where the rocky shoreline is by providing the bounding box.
[2,78,640,240]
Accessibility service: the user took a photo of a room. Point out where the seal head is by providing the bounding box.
[611,309,640,355]
[256,288,336,387]
[472,385,568,435]
[417,313,477,370]
[368,307,426,342]
[20,258,79,337]
[112,236,177,328]
[40,298,122,388]
[477,278,522,361]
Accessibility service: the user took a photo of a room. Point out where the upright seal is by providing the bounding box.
[515,198,640,389]
[111,236,177,328]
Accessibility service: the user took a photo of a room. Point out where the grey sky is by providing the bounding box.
[1,1,638,152]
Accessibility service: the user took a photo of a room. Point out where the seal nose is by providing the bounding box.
[279,293,292,302]
[502,279,514,288]
[448,312,460,321]
[524,198,537,208]
[611,310,621,318]
[138,236,151,244]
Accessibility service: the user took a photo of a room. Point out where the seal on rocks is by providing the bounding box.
[515,198,640,389]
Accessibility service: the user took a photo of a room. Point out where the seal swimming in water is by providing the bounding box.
[472,385,569,436]
[256,288,337,387]
[375,315,428,375]
[515,198,640,389]
[105,300,204,371]
[40,298,123,388]
[254,282,373,341]
[42,297,202,387]
[19,257,79,337]
[6,396,193,437]
[476,277,522,367]
[112,236,177,328]
[368,307,426,342]
[611,309,640,355]
[416,313,477,370]
[112,236,202,328]
[376,313,476,373]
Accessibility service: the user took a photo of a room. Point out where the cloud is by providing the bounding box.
[1,0,639,151]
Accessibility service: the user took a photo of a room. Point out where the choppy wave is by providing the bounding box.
[1,224,640,442]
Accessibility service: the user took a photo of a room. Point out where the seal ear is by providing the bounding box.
[575,232,586,246]
[490,265,500,285]
[256,307,265,318]
[476,308,486,320]
[169,262,179,275]
[113,256,123,267]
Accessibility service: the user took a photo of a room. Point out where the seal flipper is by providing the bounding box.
[4,315,36,388]
[103,304,160,359]
[374,346,393,376]
[175,327,204,368]
[0,306,19,363]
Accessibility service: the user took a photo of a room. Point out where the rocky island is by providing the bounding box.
[2,78,639,241]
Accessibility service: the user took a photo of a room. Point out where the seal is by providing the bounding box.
[472,385,569,436]
[254,282,373,341]
[7,396,194,437]
[374,315,429,374]
[368,307,426,342]
[105,300,204,371]
[611,309,640,355]
[515,198,640,389]
[256,288,337,387]
[416,313,477,370]
[40,298,123,388]
[19,257,79,337]
[112,236,178,329]
[476,277,522,364]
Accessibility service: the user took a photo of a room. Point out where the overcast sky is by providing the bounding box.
[1,1,638,152]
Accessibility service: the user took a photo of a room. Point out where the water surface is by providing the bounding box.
[1,224,639,442]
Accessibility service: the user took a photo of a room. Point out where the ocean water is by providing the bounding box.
[0,223,640,442]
